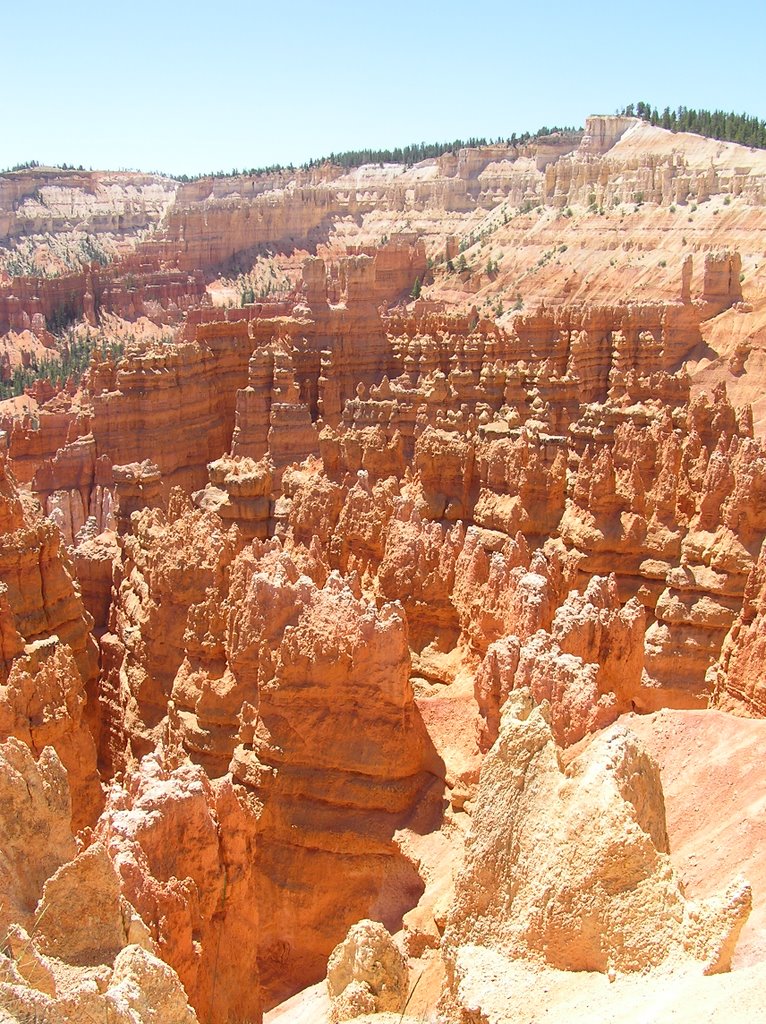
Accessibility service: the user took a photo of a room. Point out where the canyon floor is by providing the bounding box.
[0,115,765,1023]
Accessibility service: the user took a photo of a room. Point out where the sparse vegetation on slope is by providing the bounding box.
[172,125,580,181]
[213,254,298,307]
[620,102,766,148]
[0,328,127,400]
[0,160,89,175]
[1,233,113,279]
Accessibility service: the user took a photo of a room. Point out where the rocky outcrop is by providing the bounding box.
[89,329,255,495]
[0,261,205,337]
[0,481,92,658]
[30,433,115,540]
[376,498,465,652]
[101,497,242,770]
[544,119,766,209]
[578,115,638,156]
[0,640,101,829]
[71,521,119,632]
[100,497,444,1008]
[4,122,766,1024]
[0,169,176,243]
[443,691,751,1019]
[0,738,76,938]
[474,574,644,749]
[709,536,766,715]
[0,454,101,825]
[326,920,409,1022]
[226,546,443,1005]
[0,398,90,487]
[0,737,198,1024]
[451,528,569,658]
[97,745,260,1024]
[194,454,273,539]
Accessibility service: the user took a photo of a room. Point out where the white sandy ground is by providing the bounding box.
[449,949,766,1024]
[265,957,766,1024]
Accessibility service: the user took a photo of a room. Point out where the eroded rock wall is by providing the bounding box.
[0,455,101,826]
[2,121,766,1024]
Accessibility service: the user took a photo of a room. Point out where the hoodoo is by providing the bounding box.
[2,111,766,1024]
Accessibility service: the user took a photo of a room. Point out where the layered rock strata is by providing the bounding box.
[98,498,443,1009]
[2,119,766,1024]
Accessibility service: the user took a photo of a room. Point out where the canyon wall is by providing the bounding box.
[2,119,766,1024]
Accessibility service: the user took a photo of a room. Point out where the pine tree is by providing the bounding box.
[620,102,766,150]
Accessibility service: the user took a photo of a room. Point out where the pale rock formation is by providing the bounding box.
[443,690,751,1011]
[0,737,75,938]
[101,945,200,1024]
[0,738,198,1024]
[579,114,638,156]
[326,920,409,1023]
[34,843,129,966]
[30,434,116,546]
[45,487,88,546]
[0,942,200,1024]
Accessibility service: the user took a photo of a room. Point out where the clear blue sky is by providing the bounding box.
[4,0,765,176]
